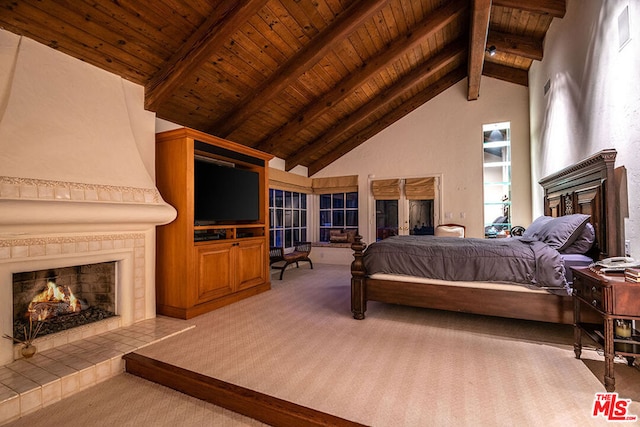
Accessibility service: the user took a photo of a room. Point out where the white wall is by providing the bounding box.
[529,0,640,256]
[314,77,531,240]
[0,31,158,188]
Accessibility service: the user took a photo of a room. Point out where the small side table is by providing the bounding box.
[572,266,640,392]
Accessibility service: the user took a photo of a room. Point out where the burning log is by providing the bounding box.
[29,301,77,320]
[27,280,87,321]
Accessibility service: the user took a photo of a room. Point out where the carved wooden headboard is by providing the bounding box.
[538,149,620,259]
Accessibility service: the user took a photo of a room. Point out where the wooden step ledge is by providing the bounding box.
[123,352,367,427]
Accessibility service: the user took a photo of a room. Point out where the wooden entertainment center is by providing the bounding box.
[155,127,272,319]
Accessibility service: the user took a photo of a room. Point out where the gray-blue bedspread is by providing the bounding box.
[363,235,570,294]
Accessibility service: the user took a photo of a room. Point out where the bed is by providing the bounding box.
[351,149,622,324]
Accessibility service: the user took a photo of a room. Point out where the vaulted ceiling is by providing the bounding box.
[0,0,564,174]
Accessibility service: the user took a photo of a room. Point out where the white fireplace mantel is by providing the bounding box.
[0,198,175,234]
[0,29,179,365]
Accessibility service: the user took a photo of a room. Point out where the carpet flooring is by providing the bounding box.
[6,264,640,426]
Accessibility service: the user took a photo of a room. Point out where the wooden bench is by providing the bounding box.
[269,242,313,280]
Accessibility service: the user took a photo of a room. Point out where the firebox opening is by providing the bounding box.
[12,262,117,341]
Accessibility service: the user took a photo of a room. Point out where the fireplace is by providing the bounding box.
[12,262,117,341]
[0,29,177,365]
[0,235,151,364]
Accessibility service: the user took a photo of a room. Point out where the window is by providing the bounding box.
[372,177,437,241]
[269,189,307,249]
[483,122,511,238]
[375,199,398,240]
[319,192,358,242]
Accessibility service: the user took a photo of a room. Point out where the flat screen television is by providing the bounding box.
[194,157,260,225]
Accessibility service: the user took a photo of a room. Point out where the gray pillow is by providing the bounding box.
[492,216,508,225]
[560,222,595,254]
[536,214,591,251]
[522,216,554,239]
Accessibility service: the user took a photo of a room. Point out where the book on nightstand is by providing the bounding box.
[624,268,640,283]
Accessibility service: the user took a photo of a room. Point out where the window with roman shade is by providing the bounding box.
[372,176,438,240]
[404,177,435,200]
[312,175,358,194]
[313,175,358,243]
[268,168,312,249]
[371,179,401,200]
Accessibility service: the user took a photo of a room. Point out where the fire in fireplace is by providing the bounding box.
[27,280,88,321]
[12,262,117,341]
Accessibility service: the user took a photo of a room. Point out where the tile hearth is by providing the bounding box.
[0,316,193,425]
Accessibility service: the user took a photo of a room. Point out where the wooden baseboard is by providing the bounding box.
[124,353,367,427]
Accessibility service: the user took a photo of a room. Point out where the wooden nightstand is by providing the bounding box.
[572,267,640,391]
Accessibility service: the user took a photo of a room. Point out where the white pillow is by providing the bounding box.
[435,225,465,238]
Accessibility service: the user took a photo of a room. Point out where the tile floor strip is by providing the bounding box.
[0,316,193,425]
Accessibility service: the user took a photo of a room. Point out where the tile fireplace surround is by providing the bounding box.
[0,176,177,364]
[0,30,184,423]
[0,179,183,424]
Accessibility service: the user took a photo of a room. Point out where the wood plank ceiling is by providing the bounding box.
[0,0,564,175]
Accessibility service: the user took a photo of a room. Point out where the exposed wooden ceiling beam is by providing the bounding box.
[306,67,468,175]
[487,30,543,60]
[256,0,467,154]
[482,61,528,86]
[492,0,565,18]
[287,43,466,171]
[145,0,269,111]
[209,0,390,138]
[467,0,492,101]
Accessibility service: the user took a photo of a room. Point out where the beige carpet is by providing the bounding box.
[7,264,640,426]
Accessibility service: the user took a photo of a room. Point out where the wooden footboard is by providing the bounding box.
[350,234,574,323]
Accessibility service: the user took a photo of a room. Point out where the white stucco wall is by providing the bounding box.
[314,77,531,241]
[529,0,640,257]
[0,30,158,189]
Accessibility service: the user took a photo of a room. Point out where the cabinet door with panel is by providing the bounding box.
[236,238,266,291]
[195,242,235,304]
